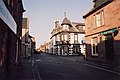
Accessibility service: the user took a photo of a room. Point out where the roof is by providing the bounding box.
[61,17,72,26]
[72,22,85,26]
[83,0,113,18]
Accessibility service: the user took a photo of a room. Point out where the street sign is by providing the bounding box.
[0,0,17,34]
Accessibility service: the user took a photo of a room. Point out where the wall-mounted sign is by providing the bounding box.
[102,27,118,35]
[0,0,17,34]
[82,40,86,44]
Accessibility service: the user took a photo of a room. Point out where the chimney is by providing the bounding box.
[55,20,60,28]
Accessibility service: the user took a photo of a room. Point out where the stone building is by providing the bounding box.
[83,0,120,66]
[0,0,25,77]
[50,15,85,56]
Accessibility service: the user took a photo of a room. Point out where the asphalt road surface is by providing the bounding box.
[33,53,120,80]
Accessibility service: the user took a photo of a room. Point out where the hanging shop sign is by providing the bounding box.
[102,27,118,35]
[0,0,17,34]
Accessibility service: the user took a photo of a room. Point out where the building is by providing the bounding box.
[50,14,85,56]
[83,0,120,66]
[22,18,28,58]
[28,35,36,55]
[37,42,49,53]
[22,18,29,58]
[0,0,25,77]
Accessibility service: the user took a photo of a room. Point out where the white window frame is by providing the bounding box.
[64,34,67,41]
[74,34,78,43]
[61,35,64,41]
[101,11,104,26]
[95,10,104,27]
[63,25,69,30]
[57,35,60,41]
[70,33,74,44]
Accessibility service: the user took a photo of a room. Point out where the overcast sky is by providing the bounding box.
[23,0,93,48]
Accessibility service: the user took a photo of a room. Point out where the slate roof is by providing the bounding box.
[61,17,72,26]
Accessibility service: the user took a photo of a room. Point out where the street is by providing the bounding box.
[32,53,120,80]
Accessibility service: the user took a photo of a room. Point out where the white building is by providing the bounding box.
[50,15,85,56]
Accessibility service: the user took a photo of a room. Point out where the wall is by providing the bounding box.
[85,0,120,62]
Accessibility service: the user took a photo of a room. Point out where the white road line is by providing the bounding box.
[36,59,41,62]
[35,66,42,80]
[84,64,120,75]
[32,67,36,80]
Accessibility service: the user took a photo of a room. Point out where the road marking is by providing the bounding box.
[32,67,36,80]
[35,66,42,80]
[36,59,41,62]
[84,64,120,75]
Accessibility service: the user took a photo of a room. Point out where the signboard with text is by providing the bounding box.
[0,0,17,34]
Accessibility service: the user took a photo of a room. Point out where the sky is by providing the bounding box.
[23,0,93,48]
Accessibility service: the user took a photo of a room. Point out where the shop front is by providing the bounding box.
[102,27,118,61]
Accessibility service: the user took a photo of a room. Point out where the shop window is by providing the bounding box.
[91,37,98,56]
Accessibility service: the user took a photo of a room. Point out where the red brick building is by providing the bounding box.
[0,0,25,77]
[83,0,120,65]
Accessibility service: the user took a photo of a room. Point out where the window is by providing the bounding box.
[101,11,104,25]
[75,35,77,41]
[91,37,98,56]
[70,33,74,44]
[74,35,78,43]
[61,35,64,41]
[11,1,13,7]
[8,0,10,5]
[57,35,60,41]
[64,34,67,41]
[83,26,85,30]
[95,11,104,27]
[63,25,69,30]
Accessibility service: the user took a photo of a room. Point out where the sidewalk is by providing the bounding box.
[6,59,34,80]
[62,56,120,74]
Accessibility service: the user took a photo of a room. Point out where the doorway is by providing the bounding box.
[105,34,114,61]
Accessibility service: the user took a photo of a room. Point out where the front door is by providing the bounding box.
[105,34,114,61]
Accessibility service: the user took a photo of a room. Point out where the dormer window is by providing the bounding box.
[63,25,69,30]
